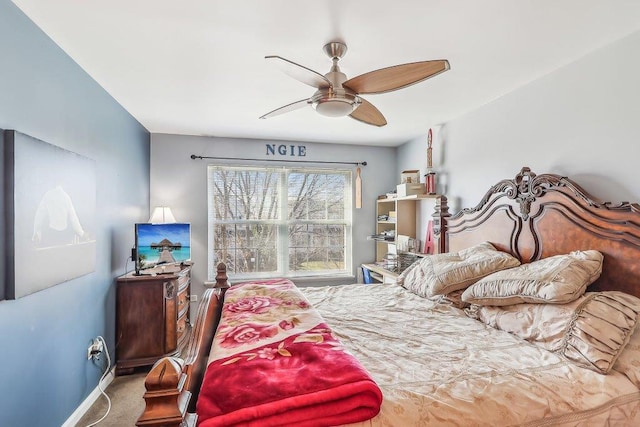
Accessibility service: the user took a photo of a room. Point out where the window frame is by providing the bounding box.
[207,165,353,281]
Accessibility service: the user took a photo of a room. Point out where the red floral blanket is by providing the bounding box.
[196,279,382,427]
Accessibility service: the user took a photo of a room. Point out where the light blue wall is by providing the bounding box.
[0,1,149,426]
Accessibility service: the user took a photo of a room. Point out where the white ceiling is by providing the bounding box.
[12,0,640,147]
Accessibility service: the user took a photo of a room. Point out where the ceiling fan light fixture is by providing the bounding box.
[311,90,360,117]
[314,98,357,117]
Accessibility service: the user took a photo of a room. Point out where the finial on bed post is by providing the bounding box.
[137,357,187,427]
[432,196,450,254]
[215,263,230,289]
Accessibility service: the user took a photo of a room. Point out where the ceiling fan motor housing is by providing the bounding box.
[311,61,361,117]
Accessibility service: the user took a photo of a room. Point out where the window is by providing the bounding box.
[208,165,352,279]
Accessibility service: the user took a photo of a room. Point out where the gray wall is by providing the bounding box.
[0,1,149,426]
[150,133,397,293]
[399,29,640,222]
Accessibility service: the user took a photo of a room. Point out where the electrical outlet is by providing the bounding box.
[87,338,104,360]
[190,294,198,302]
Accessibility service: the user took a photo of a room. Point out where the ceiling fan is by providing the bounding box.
[259,41,450,127]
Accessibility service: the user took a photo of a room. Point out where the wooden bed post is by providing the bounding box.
[433,196,450,254]
[136,357,190,427]
[215,262,230,289]
[136,263,231,427]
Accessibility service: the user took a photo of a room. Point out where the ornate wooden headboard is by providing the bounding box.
[433,167,640,297]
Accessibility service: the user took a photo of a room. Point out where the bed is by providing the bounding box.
[136,167,640,426]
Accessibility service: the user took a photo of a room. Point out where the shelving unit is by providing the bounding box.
[374,194,440,261]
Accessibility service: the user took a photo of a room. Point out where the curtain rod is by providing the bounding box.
[190,154,367,166]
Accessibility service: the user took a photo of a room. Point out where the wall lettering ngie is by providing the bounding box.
[266,144,306,157]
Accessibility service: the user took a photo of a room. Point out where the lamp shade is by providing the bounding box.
[148,206,177,224]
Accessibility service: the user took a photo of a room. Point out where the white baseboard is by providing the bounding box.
[62,367,115,427]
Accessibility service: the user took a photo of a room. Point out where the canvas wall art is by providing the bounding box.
[3,130,96,299]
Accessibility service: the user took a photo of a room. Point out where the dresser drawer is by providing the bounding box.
[178,288,189,313]
[177,313,189,342]
[177,271,190,340]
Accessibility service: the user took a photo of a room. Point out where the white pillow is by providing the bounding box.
[397,242,520,298]
[462,250,603,306]
[469,291,640,374]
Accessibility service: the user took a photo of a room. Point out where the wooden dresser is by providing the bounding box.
[115,265,192,375]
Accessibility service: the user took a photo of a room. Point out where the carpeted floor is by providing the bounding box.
[75,371,147,427]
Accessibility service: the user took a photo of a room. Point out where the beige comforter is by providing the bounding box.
[300,283,640,426]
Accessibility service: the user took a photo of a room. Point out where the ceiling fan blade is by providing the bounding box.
[349,98,387,127]
[259,98,310,119]
[266,55,331,89]
[343,60,450,95]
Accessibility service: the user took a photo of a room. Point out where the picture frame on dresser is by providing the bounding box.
[2,130,96,299]
[134,222,191,275]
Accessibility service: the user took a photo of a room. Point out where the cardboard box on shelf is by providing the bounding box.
[401,170,420,184]
[396,183,425,197]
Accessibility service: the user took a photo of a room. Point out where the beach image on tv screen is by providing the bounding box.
[136,223,190,269]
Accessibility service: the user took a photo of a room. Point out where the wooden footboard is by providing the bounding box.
[137,263,230,427]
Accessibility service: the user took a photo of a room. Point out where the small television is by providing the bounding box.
[134,223,191,275]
